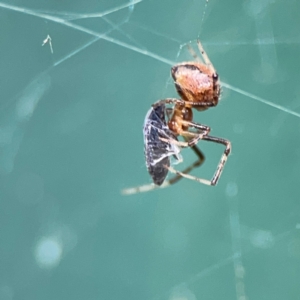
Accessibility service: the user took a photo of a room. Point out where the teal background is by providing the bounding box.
[0,0,300,299]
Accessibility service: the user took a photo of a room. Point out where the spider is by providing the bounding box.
[122,40,231,195]
[122,102,206,194]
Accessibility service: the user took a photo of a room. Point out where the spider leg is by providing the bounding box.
[196,39,217,74]
[166,165,211,185]
[152,98,184,108]
[159,137,189,147]
[152,98,217,110]
[180,120,211,147]
[160,120,211,148]
[167,143,205,185]
[166,134,230,186]
[165,134,230,186]
[187,43,202,62]
[185,39,216,74]
[121,143,206,195]
[202,135,231,185]
[121,181,168,195]
[183,100,217,108]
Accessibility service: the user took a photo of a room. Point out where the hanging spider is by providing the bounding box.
[122,40,231,195]
[122,102,206,194]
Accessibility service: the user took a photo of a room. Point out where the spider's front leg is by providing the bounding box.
[159,120,211,148]
[202,135,231,185]
[164,134,231,186]
[180,120,211,147]
[152,98,184,109]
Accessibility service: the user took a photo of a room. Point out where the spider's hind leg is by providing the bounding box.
[202,135,231,185]
[121,144,206,195]
[167,144,205,185]
[165,134,231,187]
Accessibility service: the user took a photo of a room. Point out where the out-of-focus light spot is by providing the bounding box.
[0,286,14,300]
[250,230,274,249]
[35,237,63,269]
[0,74,50,174]
[296,224,300,230]
[226,182,238,197]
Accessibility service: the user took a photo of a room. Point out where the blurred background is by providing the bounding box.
[0,0,300,299]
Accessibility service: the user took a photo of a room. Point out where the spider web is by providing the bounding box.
[0,0,299,300]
